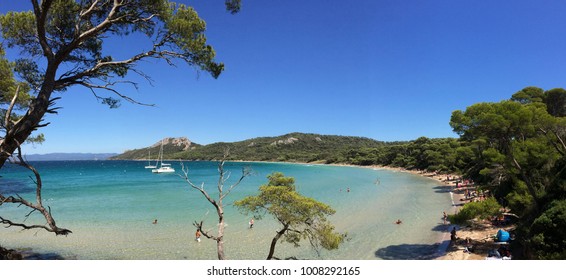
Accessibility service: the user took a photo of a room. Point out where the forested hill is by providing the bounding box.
[111,133,389,163]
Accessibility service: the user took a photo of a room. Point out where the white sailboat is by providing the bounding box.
[152,140,175,173]
[144,151,157,169]
[152,162,175,173]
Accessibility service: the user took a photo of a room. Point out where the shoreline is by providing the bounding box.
[2,160,493,260]
[233,160,475,260]
[322,163,504,260]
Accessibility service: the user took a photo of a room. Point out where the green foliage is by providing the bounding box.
[511,86,545,104]
[0,47,32,111]
[225,0,242,14]
[544,88,566,117]
[0,11,37,54]
[529,200,566,259]
[450,86,566,259]
[449,197,502,225]
[234,172,345,259]
[1,44,40,144]
[165,4,224,78]
[511,86,566,117]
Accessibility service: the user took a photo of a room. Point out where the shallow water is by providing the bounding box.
[0,161,453,260]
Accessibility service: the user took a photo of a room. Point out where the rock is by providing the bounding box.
[152,137,192,151]
[271,137,300,146]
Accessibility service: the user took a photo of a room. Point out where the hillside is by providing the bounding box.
[111,133,386,163]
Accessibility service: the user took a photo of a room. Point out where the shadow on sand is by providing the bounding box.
[20,249,66,260]
[432,185,452,194]
[375,243,443,260]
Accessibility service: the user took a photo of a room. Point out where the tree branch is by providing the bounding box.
[3,85,20,132]
[180,161,218,208]
[511,156,539,211]
[54,48,190,91]
[192,220,218,241]
[0,216,57,232]
[31,0,55,60]
[78,81,155,107]
[0,146,72,235]
[551,129,566,156]
[221,166,251,200]
[79,0,102,19]
[58,0,124,61]
[538,127,566,156]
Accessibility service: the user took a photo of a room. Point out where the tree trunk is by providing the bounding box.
[0,66,57,169]
[511,156,539,212]
[267,224,289,260]
[216,203,225,260]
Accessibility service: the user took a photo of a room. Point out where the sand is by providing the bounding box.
[368,165,514,260]
[325,163,513,260]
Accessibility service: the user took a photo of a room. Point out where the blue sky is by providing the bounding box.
[2,0,566,154]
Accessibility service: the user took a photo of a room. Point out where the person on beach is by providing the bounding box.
[152,219,158,224]
[450,227,457,241]
[249,218,254,229]
[195,229,201,242]
[443,212,447,225]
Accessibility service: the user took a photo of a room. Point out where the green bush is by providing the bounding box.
[449,197,502,225]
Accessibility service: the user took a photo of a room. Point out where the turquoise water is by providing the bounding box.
[0,161,454,260]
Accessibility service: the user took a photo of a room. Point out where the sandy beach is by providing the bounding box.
[367,165,514,260]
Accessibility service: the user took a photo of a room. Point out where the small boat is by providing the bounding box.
[152,163,175,173]
[151,140,175,173]
[144,151,157,169]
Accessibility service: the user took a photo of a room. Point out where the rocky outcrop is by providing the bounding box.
[151,137,192,151]
[270,137,300,146]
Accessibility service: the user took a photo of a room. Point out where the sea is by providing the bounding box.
[0,160,455,260]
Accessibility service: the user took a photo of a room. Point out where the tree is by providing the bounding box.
[510,86,545,104]
[180,153,251,260]
[450,88,566,259]
[1,0,239,235]
[450,100,559,211]
[234,172,345,260]
[0,0,237,169]
[511,86,566,117]
[544,88,566,117]
[1,45,64,234]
